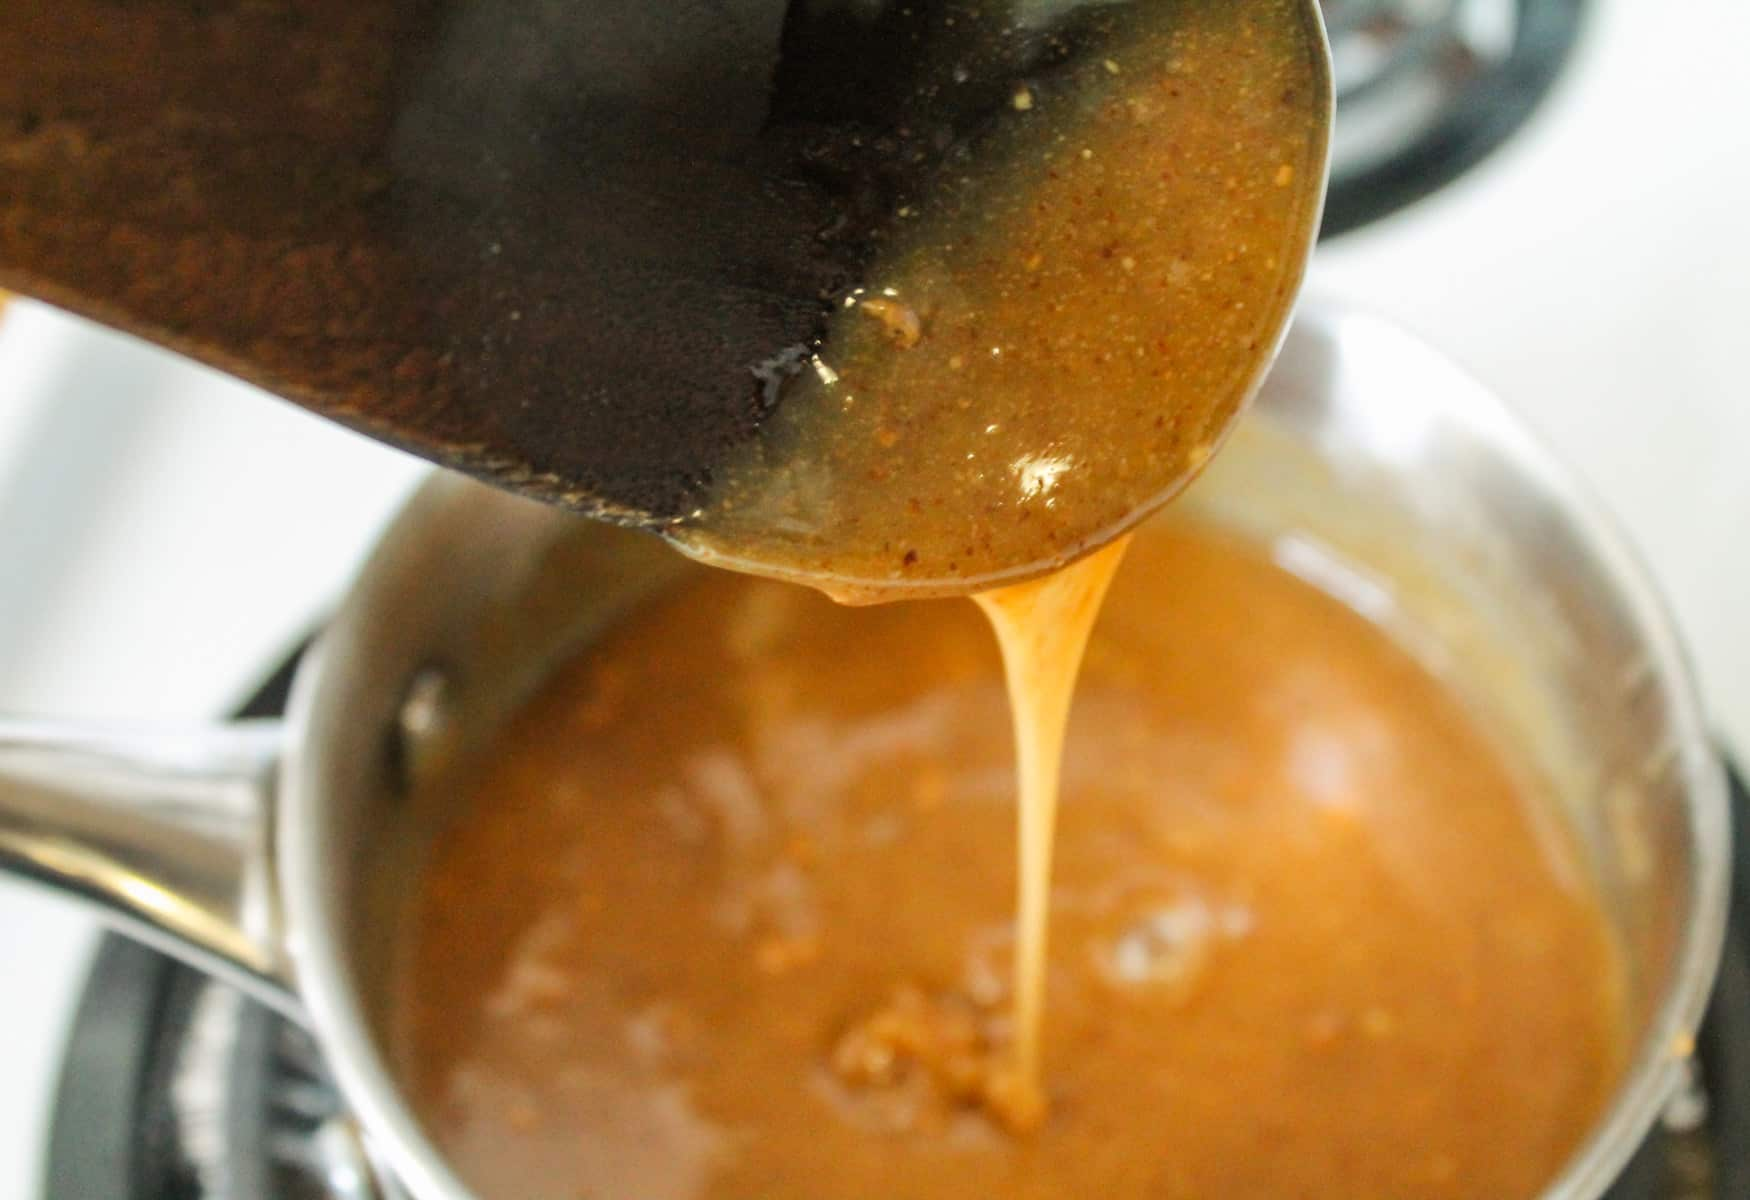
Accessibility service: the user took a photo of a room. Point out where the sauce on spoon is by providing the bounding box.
[674,0,1328,597]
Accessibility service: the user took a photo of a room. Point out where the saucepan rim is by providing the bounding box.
[276,304,1731,1200]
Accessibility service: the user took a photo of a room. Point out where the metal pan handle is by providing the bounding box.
[0,719,296,1016]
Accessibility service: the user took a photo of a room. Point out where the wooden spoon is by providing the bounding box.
[0,0,1329,595]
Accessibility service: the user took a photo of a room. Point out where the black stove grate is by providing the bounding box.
[1319,0,1590,238]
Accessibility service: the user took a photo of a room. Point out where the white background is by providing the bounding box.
[1,0,1746,1194]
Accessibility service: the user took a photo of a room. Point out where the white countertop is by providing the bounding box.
[0,0,1745,1194]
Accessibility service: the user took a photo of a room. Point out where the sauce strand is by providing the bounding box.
[973,534,1132,1127]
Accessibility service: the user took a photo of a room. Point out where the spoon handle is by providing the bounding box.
[0,0,1139,526]
[0,0,847,524]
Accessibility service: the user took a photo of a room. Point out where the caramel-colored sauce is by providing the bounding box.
[673,0,1327,598]
[973,534,1132,1127]
[396,518,1623,1200]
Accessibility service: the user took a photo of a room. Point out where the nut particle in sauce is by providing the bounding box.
[396,518,1625,1200]
[672,0,1330,601]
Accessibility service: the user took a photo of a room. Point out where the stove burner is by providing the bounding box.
[43,644,1748,1199]
[1320,0,1590,237]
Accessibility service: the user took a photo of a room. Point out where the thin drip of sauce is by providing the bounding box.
[972,535,1132,1128]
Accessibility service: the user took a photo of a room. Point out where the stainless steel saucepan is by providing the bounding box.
[0,304,1729,1199]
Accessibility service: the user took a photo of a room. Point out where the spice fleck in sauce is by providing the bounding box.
[396,519,1624,1200]
[673,0,1329,599]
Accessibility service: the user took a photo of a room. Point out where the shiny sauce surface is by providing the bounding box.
[395,519,1624,1200]
[675,0,1328,598]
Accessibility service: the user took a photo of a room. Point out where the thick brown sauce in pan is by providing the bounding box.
[396,519,1624,1200]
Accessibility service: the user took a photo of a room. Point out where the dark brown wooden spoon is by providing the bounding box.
[0,0,1329,592]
